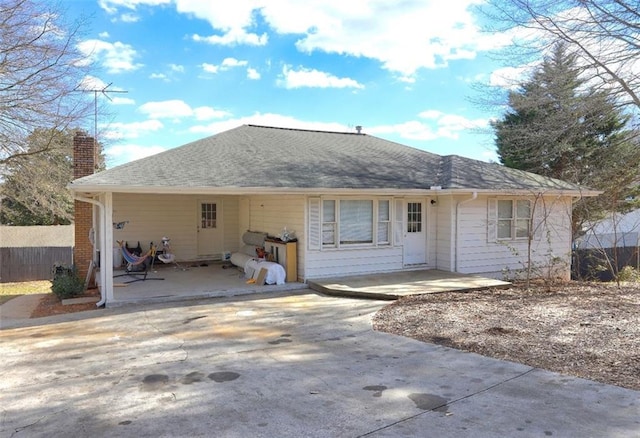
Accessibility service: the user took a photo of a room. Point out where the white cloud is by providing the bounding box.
[192,29,267,46]
[222,57,248,68]
[98,31,110,38]
[369,111,489,142]
[261,1,507,78]
[78,76,130,103]
[104,119,164,140]
[201,59,252,76]
[489,65,533,89]
[419,110,488,138]
[369,121,441,141]
[398,76,416,84]
[106,143,168,167]
[150,64,186,81]
[100,1,509,79]
[149,72,168,80]
[78,75,108,91]
[279,65,364,89]
[77,39,143,73]
[138,99,229,121]
[98,0,171,14]
[193,106,232,121]
[119,12,140,23]
[139,100,193,119]
[247,68,261,80]
[201,63,219,74]
[188,113,349,135]
[112,96,136,105]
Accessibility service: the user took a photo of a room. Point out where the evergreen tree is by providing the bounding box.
[492,42,640,236]
[0,129,104,225]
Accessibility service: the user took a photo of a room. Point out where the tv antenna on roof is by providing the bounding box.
[79,82,128,166]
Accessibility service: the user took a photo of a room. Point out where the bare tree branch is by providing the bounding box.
[0,0,93,165]
[482,0,640,112]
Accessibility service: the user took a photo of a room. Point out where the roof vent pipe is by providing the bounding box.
[355,125,362,134]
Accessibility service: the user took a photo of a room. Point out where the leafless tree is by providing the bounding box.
[482,0,640,113]
[0,0,93,165]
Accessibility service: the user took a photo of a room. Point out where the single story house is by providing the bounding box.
[69,125,598,306]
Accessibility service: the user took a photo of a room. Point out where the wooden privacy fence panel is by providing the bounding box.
[0,247,73,283]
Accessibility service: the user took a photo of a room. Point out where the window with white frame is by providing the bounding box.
[321,199,391,247]
[322,200,336,246]
[497,199,531,240]
[378,200,391,244]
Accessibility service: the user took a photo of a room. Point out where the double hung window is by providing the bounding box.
[497,199,530,240]
[322,199,391,247]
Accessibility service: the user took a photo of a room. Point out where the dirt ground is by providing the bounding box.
[373,281,640,391]
[31,288,101,318]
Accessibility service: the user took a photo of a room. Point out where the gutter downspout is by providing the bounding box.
[455,191,478,273]
[75,195,107,307]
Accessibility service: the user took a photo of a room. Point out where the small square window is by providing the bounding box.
[497,199,530,240]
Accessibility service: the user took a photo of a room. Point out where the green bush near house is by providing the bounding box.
[51,265,85,300]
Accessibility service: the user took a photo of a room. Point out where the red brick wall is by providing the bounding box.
[73,133,95,279]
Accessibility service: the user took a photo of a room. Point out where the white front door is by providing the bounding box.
[197,200,223,257]
[403,200,426,265]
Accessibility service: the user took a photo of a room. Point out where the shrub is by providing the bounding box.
[617,266,640,283]
[51,265,85,299]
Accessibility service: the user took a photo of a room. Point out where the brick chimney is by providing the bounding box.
[73,132,95,280]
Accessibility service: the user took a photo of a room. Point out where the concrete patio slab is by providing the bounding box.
[0,294,47,322]
[103,262,307,307]
[309,269,511,300]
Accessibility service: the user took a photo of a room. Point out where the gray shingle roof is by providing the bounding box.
[70,124,585,193]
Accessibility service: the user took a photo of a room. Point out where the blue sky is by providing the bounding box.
[66,0,525,168]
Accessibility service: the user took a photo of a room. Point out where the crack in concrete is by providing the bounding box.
[356,367,537,437]
[9,408,69,437]
[142,311,189,363]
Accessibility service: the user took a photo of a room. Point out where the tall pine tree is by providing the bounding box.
[492,42,640,236]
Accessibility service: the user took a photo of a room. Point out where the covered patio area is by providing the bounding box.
[101,262,306,307]
[98,265,510,307]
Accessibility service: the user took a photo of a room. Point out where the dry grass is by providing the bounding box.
[0,280,51,305]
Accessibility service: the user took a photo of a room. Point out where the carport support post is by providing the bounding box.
[104,192,114,304]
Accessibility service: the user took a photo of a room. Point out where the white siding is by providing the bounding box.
[304,196,435,279]
[426,199,437,266]
[435,196,455,272]
[222,198,240,254]
[245,195,305,240]
[456,194,573,280]
[305,246,404,279]
[112,194,240,261]
[110,191,574,282]
[244,195,306,278]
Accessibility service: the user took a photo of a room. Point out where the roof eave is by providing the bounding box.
[452,188,603,198]
[68,184,601,198]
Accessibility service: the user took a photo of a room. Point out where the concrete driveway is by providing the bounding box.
[1,290,638,437]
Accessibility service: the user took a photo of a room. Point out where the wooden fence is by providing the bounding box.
[572,246,640,281]
[0,247,73,283]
